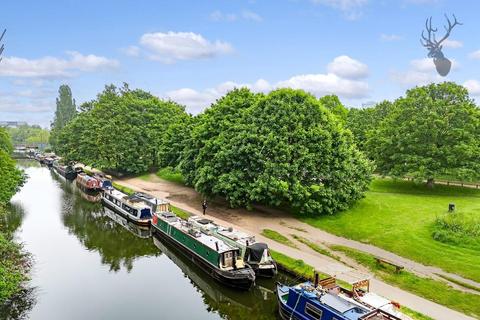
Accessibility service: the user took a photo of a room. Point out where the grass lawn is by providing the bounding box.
[330,245,480,318]
[171,205,191,220]
[302,178,480,283]
[156,167,185,185]
[112,182,135,195]
[262,229,297,248]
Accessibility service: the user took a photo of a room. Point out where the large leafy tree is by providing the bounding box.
[50,85,77,150]
[180,88,259,188]
[186,88,372,215]
[369,82,480,187]
[319,95,348,124]
[57,84,188,174]
[347,100,395,153]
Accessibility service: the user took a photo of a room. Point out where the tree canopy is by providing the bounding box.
[56,84,189,174]
[181,88,372,215]
[50,85,77,150]
[0,127,25,204]
[368,82,480,186]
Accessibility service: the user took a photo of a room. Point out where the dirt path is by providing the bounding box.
[114,174,476,320]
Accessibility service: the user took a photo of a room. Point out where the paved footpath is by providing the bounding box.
[109,173,475,320]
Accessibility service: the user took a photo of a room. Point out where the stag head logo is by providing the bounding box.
[421,14,462,77]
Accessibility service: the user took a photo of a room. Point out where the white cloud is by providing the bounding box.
[277,73,368,98]
[390,58,459,87]
[122,45,140,57]
[138,32,233,63]
[464,80,480,96]
[210,10,262,22]
[469,50,480,60]
[0,51,119,78]
[327,55,368,79]
[310,0,368,19]
[165,55,369,113]
[441,39,463,49]
[380,34,403,41]
[241,10,263,22]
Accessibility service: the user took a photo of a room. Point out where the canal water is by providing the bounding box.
[9,161,286,320]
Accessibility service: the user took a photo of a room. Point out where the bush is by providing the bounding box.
[432,212,480,249]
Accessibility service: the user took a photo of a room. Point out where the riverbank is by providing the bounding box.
[0,205,30,309]
[112,173,475,320]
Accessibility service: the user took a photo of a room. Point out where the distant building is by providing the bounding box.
[0,121,28,128]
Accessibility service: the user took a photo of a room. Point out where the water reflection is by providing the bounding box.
[51,173,159,272]
[9,162,285,320]
[153,236,281,320]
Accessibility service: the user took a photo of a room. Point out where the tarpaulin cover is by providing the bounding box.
[245,243,268,263]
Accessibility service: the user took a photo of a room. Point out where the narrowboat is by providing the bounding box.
[94,173,113,190]
[277,277,411,320]
[151,211,256,290]
[76,172,102,193]
[103,207,152,238]
[101,189,162,226]
[189,216,277,278]
[52,161,78,181]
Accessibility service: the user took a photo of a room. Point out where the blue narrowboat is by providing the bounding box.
[276,277,410,320]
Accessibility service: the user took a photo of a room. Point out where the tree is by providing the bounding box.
[0,128,25,204]
[346,100,395,153]
[368,82,480,187]
[56,84,189,174]
[50,85,77,150]
[180,88,261,189]
[319,95,348,124]
[186,88,372,215]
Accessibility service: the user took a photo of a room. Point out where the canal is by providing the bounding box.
[9,161,286,319]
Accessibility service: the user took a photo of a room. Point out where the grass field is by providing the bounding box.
[262,229,297,248]
[330,245,480,318]
[303,179,480,283]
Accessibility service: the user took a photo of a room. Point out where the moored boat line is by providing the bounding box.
[189,216,277,278]
[151,211,256,290]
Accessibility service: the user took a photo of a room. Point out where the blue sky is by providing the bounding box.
[0,0,479,126]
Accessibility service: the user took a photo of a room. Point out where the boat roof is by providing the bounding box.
[189,215,256,246]
[162,213,238,253]
[293,283,370,320]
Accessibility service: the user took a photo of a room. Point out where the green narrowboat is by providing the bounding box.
[151,211,256,290]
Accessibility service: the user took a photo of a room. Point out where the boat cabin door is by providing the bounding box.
[222,251,234,268]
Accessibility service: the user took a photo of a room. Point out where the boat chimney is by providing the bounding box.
[314,272,319,288]
[215,242,219,251]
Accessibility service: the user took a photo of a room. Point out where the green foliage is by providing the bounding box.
[291,234,340,260]
[261,229,297,248]
[303,178,480,283]
[182,88,372,216]
[0,206,30,304]
[0,130,25,204]
[50,85,77,150]
[330,245,480,319]
[346,100,394,152]
[56,84,189,174]
[156,167,185,184]
[400,307,434,320]
[368,82,480,185]
[6,124,49,148]
[433,211,480,249]
[318,95,348,124]
[0,128,13,154]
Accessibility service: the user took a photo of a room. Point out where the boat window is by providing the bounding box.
[304,303,322,319]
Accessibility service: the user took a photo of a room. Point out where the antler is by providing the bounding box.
[0,29,5,63]
[420,17,438,50]
[435,14,462,47]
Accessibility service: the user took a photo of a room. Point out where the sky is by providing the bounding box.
[0,0,479,127]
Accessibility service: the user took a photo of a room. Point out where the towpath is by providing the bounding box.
[110,173,477,320]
